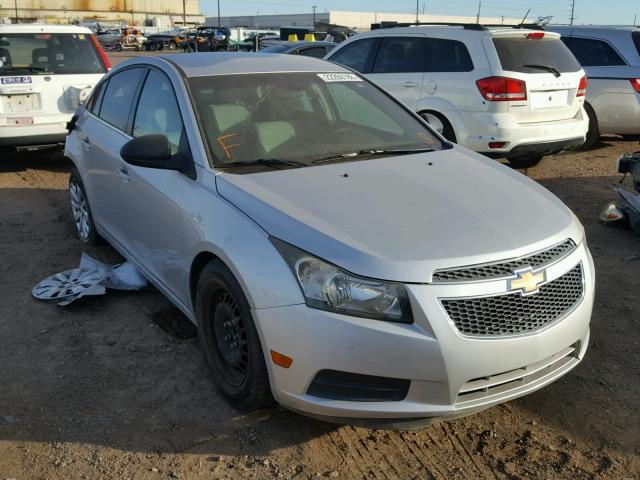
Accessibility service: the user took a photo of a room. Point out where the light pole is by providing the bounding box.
[14,0,18,22]
[415,0,419,23]
[217,0,220,27]
[476,0,481,24]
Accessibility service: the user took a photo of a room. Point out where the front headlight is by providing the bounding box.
[271,238,413,323]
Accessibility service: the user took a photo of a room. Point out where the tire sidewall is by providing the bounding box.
[69,168,99,245]
[195,261,271,410]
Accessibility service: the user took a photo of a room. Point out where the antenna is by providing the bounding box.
[570,0,576,25]
[520,8,530,25]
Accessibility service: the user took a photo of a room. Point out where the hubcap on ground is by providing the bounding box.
[70,181,90,241]
[213,291,249,385]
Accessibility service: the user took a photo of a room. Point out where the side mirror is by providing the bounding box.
[120,135,196,180]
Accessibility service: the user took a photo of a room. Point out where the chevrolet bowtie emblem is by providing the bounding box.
[508,267,547,295]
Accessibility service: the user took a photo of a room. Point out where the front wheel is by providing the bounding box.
[508,155,543,169]
[69,168,101,245]
[115,43,123,52]
[196,261,273,412]
[169,41,177,50]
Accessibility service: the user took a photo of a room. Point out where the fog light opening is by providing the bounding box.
[489,141,507,149]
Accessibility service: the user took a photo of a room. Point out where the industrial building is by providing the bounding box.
[210,10,522,31]
[1,0,203,26]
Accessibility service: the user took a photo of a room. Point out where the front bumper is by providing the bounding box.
[254,242,594,424]
[458,109,588,157]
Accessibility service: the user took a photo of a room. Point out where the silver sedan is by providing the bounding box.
[65,53,594,429]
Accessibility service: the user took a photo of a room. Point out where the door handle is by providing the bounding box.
[403,81,419,88]
[81,137,91,149]
[117,166,131,182]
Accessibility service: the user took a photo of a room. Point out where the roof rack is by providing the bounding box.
[482,23,545,30]
[374,22,487,31]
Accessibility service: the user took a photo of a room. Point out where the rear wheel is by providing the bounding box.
[169,41,177,50]
[419,111,456,143]
[578,102,600,150]
[69,168,100,245]
[149,42,158,51]
[196,260,273,412]
[508,155,543,169]
[115,43,123,52]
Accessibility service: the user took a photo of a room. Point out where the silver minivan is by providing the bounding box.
[65,53,594,428]
[546,26,640,148]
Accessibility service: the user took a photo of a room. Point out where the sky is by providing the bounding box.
[200,0,638,26]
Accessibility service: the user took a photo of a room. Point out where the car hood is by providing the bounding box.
[215,149,583,283]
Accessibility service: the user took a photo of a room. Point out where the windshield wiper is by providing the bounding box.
[217,158,307,170]
[313,148,436,165]
[523,64,561,77]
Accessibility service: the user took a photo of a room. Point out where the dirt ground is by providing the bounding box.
[1,133,640,480]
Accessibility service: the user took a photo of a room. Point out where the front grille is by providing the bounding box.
[432,240,575,283]
[456,343,580,405]
[307,370,410,402]
[441,264,583,337]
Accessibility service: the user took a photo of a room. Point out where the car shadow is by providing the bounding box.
[0,175,638,461]
[0,149,71,173]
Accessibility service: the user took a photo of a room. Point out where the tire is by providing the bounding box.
[69,168,101,245]
[143,43,150,51]
[508,155,543,169]
[115,43,123,52]
[578,102,600,150]
[149,42,158,52]
[419,111,456,143]
[169,41,177,50]
[196,260,273,412]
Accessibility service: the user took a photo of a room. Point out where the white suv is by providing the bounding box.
[326,25,589,168]
[0,24,109,151]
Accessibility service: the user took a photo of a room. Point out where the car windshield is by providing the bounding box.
[0,33,106,75]
[259,44,292,53]
[188,72,444,170]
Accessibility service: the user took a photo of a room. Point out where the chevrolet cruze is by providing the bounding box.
[65,53,594,429]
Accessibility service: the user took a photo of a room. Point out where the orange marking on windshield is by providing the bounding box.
[417,132,434,144]
[216,133,241,160]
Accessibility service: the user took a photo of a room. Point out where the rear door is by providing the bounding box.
[488,31,584,123]
[0,31,107,128]
[367,35,426,109]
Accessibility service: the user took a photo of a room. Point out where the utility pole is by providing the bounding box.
[312,5,317,25]
[633,13,637,27]
[569,0,575,25]
[217,0,221,27]
[476,0,481,24]
[14,0,18,22]
[182,0,186,25]
[415,0,419,23]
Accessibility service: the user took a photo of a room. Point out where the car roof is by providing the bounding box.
[155,52,348,77]
[0,24,93,34]
[270,41,337,47]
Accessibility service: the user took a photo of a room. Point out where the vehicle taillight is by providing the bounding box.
[476,76,527,101]
[89,34,111,70]
[526,32,545,39]
[630,78,640,93]
[577,75,587,97]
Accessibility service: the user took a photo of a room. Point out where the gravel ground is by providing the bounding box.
[1,121,639,480]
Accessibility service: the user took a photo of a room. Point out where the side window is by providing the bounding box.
[565,37,626,66]
[88,80,107,115]
[425,38,474,72]
[133,69,184,155]
[328,38,377,72]
[372,37,425,73]
[297,46,327,58]
[98,68,145,131]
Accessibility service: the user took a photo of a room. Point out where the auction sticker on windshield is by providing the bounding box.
[317,73,361,82]
[1,77,32,85]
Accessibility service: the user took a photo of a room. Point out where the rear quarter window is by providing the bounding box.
[425,38,473,72]
[632,32,640,60]
[563,37,626,67]
[328,38,377,73]
[493,37,582,73]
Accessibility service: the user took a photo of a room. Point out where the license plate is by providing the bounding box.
[7,117,34,125]
[1,94,38,113]
[1,76,32,85]
[530,90,569,109]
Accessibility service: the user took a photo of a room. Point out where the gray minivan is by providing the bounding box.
[545,26,640,148]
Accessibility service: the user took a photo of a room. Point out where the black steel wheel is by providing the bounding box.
[196,260,273,411]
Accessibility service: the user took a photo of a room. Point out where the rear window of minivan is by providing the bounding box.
[633,32,640,60]
[0,33,107,75]
[493,37,582,74]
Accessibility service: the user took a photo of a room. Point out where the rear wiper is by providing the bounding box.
[524,64,561,78]
[217,158,307,170]
[3,66,49,73]
[313,148,436,165]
